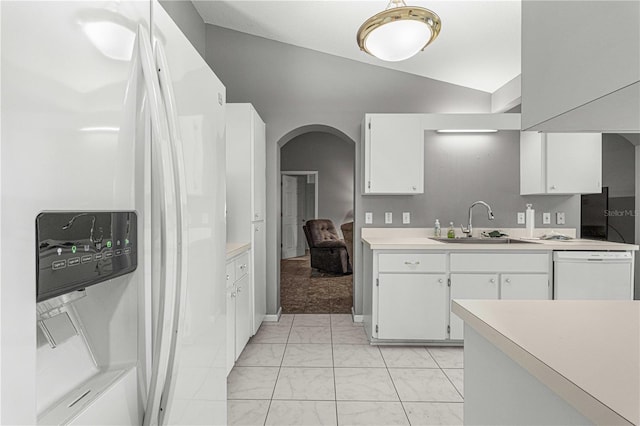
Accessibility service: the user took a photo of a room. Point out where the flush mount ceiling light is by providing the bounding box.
[357,0,441,62]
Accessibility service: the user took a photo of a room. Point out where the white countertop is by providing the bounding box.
[226,242,250,260]
[452,300,640,425]
[362,228,638,251]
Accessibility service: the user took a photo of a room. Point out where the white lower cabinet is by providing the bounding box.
[225,285,236,375]
[368,249,552,343]
[378,273,447,340]
[449,274,499,340]
[235,274,252,357]
[500,274,550,300]
[226,251,252,375]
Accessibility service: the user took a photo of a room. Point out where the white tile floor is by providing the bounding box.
[227,314,464,425]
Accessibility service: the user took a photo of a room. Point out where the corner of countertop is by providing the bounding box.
[226,241,251,259]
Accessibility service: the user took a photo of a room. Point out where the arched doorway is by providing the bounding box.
[277,125,356,313]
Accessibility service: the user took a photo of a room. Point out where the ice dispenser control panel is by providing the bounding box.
[36,211,137,302]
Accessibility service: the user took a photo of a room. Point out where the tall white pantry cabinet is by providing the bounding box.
[226,104,267,334]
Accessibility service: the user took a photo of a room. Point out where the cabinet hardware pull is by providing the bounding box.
[231,292,236,298]
[404,261,420,265]
[489,278,495,283]
[505,278,511,283]
[226,274,230,280]
[438,278,443,283]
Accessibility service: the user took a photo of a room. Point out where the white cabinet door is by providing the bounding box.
[546,133,601,194]
[252,223,266,333]
[226,285,236,375]
[377,273,447,340]
[450,274,499,339]
[251,109,266,221]
[235,274,252,360]
[520,132,602,195]
[226,103,266,239]
[500,274,550,300]
[363,114,424,195]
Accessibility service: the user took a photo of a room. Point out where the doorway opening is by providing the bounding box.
[281,171,318,259]
[279,128,355,314]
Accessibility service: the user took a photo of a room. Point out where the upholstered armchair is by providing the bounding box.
[303,219,351,274]
[340,221,354,272]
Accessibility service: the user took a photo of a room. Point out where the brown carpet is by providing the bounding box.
[280,253,353,314]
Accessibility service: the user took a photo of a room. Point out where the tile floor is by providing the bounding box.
[227,314,464,426]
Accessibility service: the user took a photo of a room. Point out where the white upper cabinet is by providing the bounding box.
[226,103,266,240]
[520,132,602,195]
[251,113,266,222]
[362,114,424,195]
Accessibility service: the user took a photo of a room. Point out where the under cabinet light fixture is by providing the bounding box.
[436,129,499,133]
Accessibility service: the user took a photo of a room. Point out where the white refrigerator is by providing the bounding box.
[1,1,227,425]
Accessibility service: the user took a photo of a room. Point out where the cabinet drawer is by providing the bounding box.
[450,253,549,273]
[501,274,550,300]
[226,261,235,287]
[235,252,250,279]
[378,253,446,273]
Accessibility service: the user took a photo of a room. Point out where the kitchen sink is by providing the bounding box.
[433,238,539,244]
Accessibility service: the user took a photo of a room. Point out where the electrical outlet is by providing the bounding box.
[556,212,566,225]
[365,212,373,224]
[385,212,393,224]
[517,212,525,224]
[402,212,410,224]
[542,212,551,224]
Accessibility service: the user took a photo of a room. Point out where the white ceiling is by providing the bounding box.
[193,0,522,93]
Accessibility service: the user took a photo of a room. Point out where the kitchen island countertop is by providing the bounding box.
[452,299,640,425]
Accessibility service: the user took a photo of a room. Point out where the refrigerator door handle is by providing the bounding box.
[152,42,190,425]
[137,25,180,426]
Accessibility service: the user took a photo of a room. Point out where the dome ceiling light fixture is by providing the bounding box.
[357,0,442,62]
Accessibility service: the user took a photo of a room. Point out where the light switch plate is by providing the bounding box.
[517,212,525,224]
[402,212,410,224]
[365,212,373,224]
[556,212,565,225]
[385,212,393,224]
[542,212,551,224]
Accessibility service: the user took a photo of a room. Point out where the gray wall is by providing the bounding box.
[602,133,635,244]
[603,134,635,198]
[281,132,355,237]
[364,130,580,230]
[159,0,206,59]
[204,24,585,316]
[521,0,640,131]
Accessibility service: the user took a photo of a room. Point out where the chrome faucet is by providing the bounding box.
[461,201,495,237]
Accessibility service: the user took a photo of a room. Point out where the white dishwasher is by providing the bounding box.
[553,251,634,299]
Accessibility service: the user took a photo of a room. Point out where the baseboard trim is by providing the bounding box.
[263,307,282,322]
[351,307,363,323]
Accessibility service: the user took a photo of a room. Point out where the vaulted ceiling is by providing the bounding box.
[193,1,521,94]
